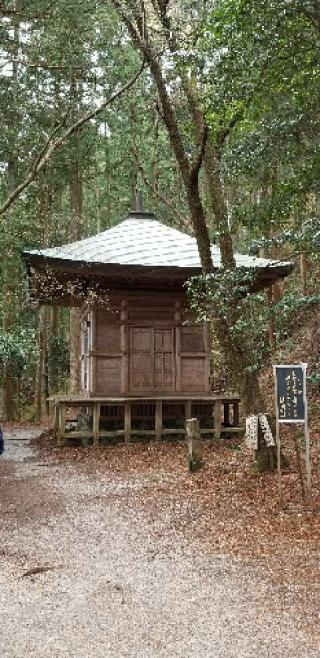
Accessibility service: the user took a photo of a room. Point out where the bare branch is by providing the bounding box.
[4,58,86,71]
[132,145,192,232]
[0,60,146,217]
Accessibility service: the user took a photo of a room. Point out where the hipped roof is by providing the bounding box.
[23,211,292,278]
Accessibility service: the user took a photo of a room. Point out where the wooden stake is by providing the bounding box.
[186,418,203,472]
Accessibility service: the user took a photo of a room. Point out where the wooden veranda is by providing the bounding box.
[52,394,241,446]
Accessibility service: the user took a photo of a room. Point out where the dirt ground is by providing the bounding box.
[1,428,320,657]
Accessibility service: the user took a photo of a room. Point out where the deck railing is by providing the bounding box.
[51,395,243,447]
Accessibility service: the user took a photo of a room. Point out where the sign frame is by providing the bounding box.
[274,363,307,424]
[273,363,311,506]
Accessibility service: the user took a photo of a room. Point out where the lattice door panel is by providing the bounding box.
[154,329,174,389]
[129,327,174,392]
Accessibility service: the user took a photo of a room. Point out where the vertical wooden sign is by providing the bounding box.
[273,363,311,505]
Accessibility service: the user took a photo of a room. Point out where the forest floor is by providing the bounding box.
[1,427,320,658]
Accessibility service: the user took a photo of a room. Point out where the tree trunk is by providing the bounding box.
[266,285,276,351]
[300,253,308,296]
[35,307,47,421]
[1,18,19,421]
[69,115,83,393]
[48,306,59,394]
[203,142,236,268]
[130,98,139,209]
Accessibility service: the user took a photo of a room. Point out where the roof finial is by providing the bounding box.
[137,190,144,213]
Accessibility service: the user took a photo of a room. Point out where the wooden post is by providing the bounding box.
[203,322,211,392]
[93,402,100,446]
[90,309,97,395]
[155,400,162,441]
[174,301,182,392]
[186,418,203,472]
[273,367,283,506]
[224,402,230,427]
[57,402,66,447]
[304,369,312,506]
[53,401,58,439]
[233,401,240,427]
[276,419,283,507]
[305,421,312,507]
[120,300,128,394]
[214,399,221,439]
[124,401,131,443]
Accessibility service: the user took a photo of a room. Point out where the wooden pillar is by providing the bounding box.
[233,401,240,427]
[214,399,222,440]
[57,402,66,447]
[224,402,230,427]
[124,401,131,443]
[203,321,211,392]
[92,401,100,446]
[53,401,58,439]
[120,300,128,394]
[155,400,162,441]
[174,301,182,392]
[89,309,97,395]
[70,308,81,394]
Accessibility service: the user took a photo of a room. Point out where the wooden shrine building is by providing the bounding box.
[23,210,292,445]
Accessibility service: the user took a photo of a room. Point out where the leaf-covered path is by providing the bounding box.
[0,429,319,658]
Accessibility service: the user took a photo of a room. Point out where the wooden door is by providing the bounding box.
[130,327,174,392]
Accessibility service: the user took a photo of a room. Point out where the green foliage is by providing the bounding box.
[186,269,271,375]
[0,327,37,378]
[48,333,69,391]
[249,217,320,257]
[273,292,320,341]
[202,0,320,243]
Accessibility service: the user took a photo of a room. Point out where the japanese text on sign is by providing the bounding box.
[275,365,306,423]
